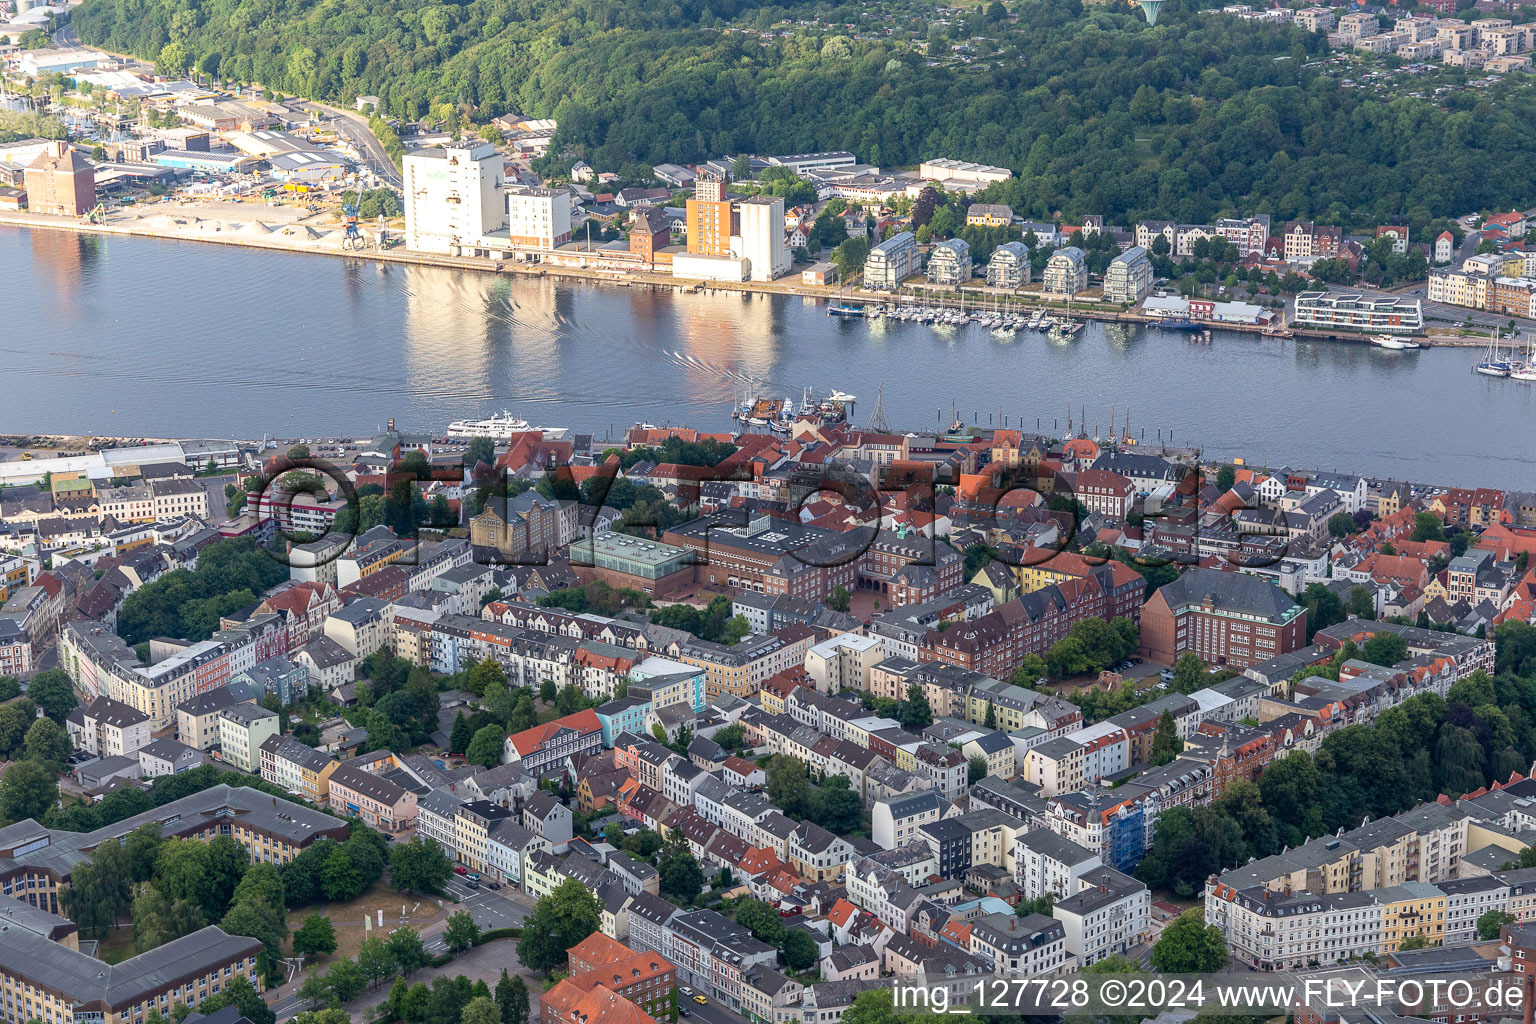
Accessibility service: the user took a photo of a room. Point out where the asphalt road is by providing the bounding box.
[301,101,404,189]
[440,876,533,934]
[680,989,753,1024]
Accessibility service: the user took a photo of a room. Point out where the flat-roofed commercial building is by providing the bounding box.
[1293,292,1424,334]
[573,532,697,597]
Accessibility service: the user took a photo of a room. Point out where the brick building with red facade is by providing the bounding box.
[920,562,1143,678]
[1139,567,1306,669]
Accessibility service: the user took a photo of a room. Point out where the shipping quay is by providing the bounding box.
[1,208,1476,346]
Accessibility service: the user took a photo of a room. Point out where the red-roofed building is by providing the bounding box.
[255,581,341,647]
[1433,487,1506,529]
[540,976,663,1024]
[506,709,603,779]
[1074,469,1134,518]
[569,933,635,975]
[561,936,677,1023]
[736,846,784,879]
[756,667,810,715]
[721,756,764,788]
[1061,437,1100,467]
[1346,552,1429,591]
[827,898,858,930]
[939,920,972,946]
[495,432,575,475]
[1476,523,1536,562]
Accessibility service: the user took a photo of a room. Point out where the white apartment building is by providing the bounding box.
[1441,876,1511,946]
[1052,869,1151,966]
[1102,246,1152,304]
[739,196,790,281]
[1042,247,1087,295]
[969,912,1071,976]
[1206,887,1384,971]
[863,232,917,290]
[217,703,280,772]
[927,238,972,286]
[505,187,572,250]
[871,791,946,850]
[1014,829,1103,901]
[65,696,152,758]
[403,142,505,255]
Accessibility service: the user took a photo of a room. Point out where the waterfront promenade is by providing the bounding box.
[0,207,1484,348]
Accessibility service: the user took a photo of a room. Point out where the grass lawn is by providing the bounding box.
[295,884,445,960]
[97,925,137,964]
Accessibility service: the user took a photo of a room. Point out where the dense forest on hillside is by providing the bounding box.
[72,0,1536,228]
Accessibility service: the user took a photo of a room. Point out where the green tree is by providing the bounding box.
[387,926,430,974]
[1478,909,1514,940]
[463,996,502,1024]
[296,969,333,1009]
[1361,632,1409,667]
[444,909,481,953]
[1150,911,1229,972]
[197,977,275,1024]
[23,717,72,768]
[324,958,367,1003]
[466,724,506,768]
[782,928,817,971]
[808,774,862,833]
[0,760,58,825]
[827,585,851,612]
[26,669,77,723]
[839,990,896,1024]
[766,756,810,816]
[897,682,933,728]
[390,836,453,897]
[1170,652,1207,693]
[658,835,705,903]
[321,846,366,902]
[357,934,395,989]
[449,712,473,754]
[1411,512,1447,542]
[733,898,788,945]
[292,913,339,957]
[516,879,599,974]
[1151,710,1182,765]
[61,839,133,937]
[967,754,989,786]
[496,970,529,1024]
[132,883,206,952]
[1328,512,1359,539]
[1348,585,1375,619]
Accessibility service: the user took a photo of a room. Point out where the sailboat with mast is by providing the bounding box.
[1476,335,1514,377]
[1511,335,1536,381]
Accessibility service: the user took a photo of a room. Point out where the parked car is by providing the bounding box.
[454,866,468,875]
[1159,668,1175,683]
[680,988,693,997]
[486,881,501,890]
[678,1009,690,1018]
[693,996,707,1005]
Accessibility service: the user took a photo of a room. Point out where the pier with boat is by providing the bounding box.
[1474,335,1536,380]
[732,387,857,435]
